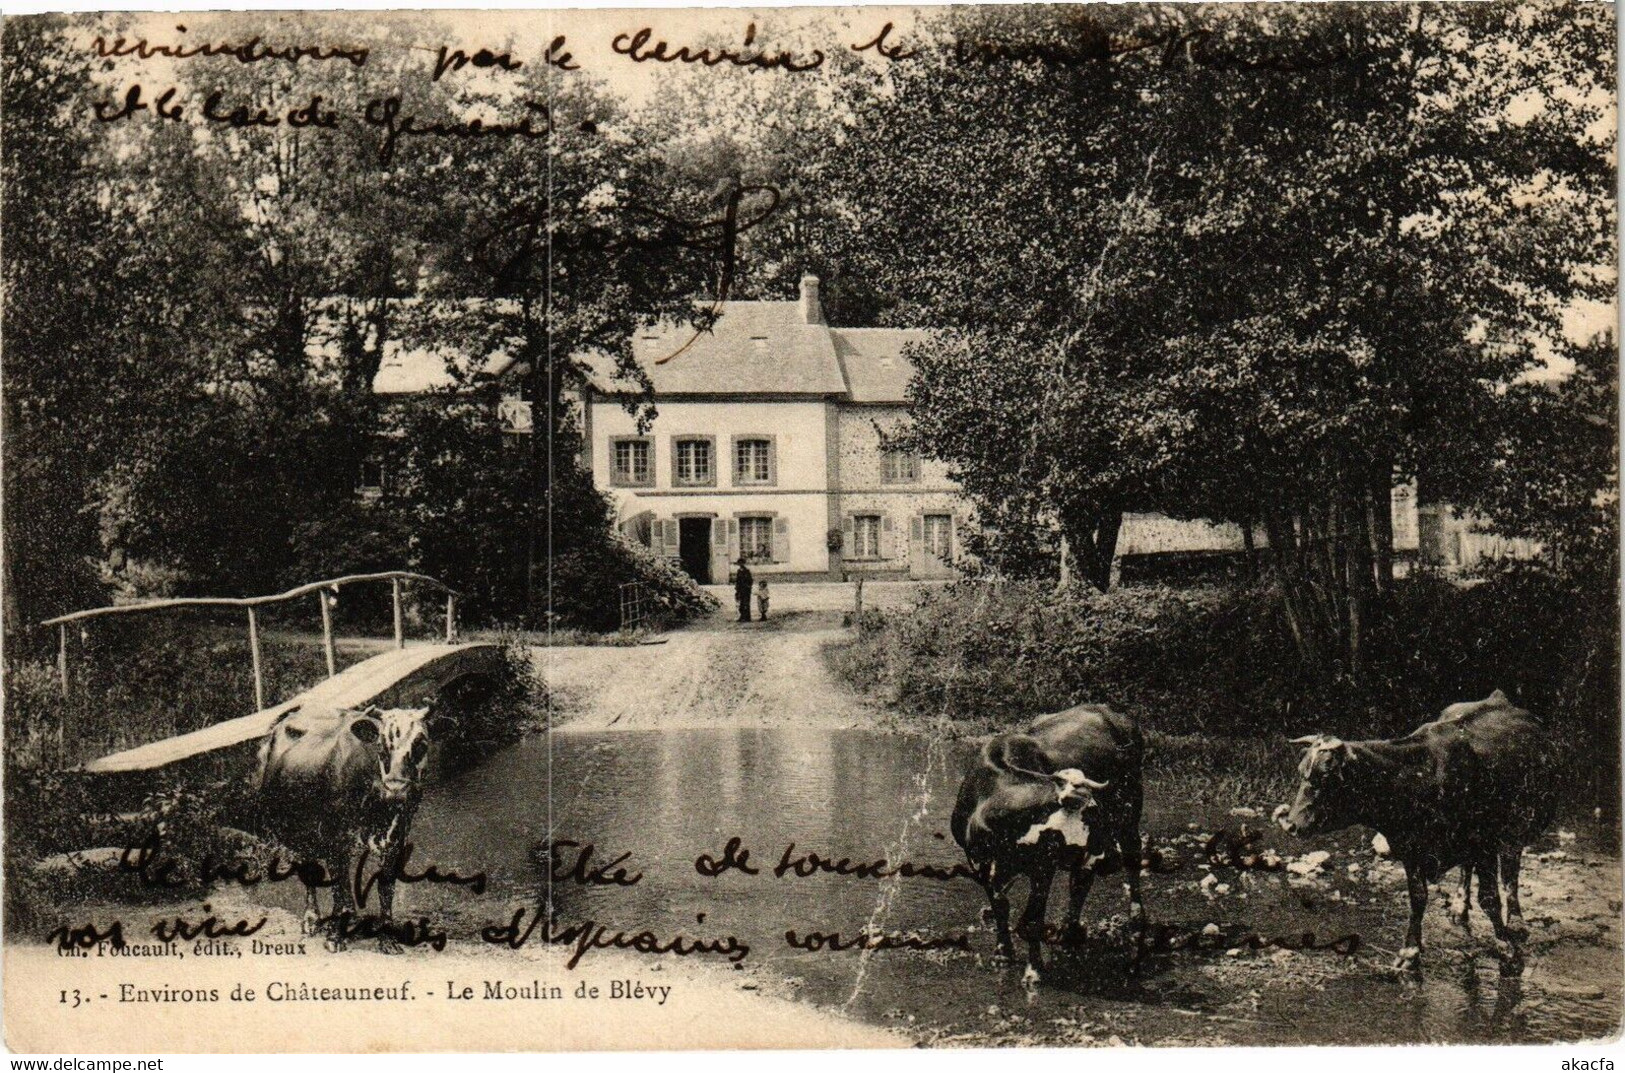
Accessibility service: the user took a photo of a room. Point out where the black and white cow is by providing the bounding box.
[951,703,1145,980]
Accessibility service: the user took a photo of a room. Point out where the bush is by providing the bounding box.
[436,633,546,765]
[836,580,1306,734]
[835,571,1619,790]
[547,533,718,633]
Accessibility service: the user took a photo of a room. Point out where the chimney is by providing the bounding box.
[799,273,823,325]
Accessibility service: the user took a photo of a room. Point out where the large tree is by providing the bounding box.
[828,3,1614,682]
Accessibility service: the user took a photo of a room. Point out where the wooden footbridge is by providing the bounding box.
[42,572,503,777]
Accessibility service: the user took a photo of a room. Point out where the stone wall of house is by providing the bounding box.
[832,405,966,579]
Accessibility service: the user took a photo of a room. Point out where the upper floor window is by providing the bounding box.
[734,437,773,485]
[674,438,714,486]
[611,437,653,487]
[881,448,919,484]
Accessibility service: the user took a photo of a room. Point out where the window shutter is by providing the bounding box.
[773,516,789,563]
[880,515,895,559]
[767,438,778,486]
[909,515,925,576]
[713,519,728,548]
[727,518,740,560]
[841,515,854,554]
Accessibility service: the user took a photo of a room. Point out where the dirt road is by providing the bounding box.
[540,583,925,733]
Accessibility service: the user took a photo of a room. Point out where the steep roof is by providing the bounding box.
[586,300,849,398]
[830,328,929,404]
[366,282,932,402]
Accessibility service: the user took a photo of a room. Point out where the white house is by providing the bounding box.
[581,275,964,583]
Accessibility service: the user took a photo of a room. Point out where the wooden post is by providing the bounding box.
[57,623,69,695]
[319,589,337,678]
[445,594,457,643]
[246,607,265,712]
[854,576,864,622]
[392,577,405,650]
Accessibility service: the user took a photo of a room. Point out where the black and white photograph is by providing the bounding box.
[0,3,1618,1054]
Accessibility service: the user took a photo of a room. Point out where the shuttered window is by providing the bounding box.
[739,517,773,563]
[881,450,919,483]
[853,515,882,559]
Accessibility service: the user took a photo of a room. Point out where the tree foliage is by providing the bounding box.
[826,2,1615,682]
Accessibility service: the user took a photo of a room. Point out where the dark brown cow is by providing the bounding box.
[255,704,432,953]
[1275,690,1556,971]
[951,703,1145,980]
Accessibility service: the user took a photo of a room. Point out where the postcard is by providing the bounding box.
[1,2,1618,1054]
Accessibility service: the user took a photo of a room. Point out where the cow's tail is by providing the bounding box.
[983,734,1055,780]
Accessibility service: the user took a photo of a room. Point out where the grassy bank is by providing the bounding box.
[831,572,1619,810]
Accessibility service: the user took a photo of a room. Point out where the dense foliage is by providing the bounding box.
[835,573,1618,801]
[1,15,726,637]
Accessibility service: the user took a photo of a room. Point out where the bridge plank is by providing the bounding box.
[81,642,500,774]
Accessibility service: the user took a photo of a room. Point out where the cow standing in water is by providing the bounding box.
[1276,690,1557,972]
[951,703,1145,981]
[256,704,433,953]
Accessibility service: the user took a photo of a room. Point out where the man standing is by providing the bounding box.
[733,557,754,623]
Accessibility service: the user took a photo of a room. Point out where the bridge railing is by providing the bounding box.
[41,571,462,712]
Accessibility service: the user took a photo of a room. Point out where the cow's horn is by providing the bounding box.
[1079,775,1109,791]
[1289,734,1321,745]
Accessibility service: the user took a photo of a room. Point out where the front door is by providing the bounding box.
[678,517,713,584]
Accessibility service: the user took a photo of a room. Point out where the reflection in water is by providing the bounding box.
[400,728,1620,1046]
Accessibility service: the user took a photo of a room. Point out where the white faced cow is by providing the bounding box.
[1276,690,1556,972]
[951,703,1145,982]
[256,704,432,953]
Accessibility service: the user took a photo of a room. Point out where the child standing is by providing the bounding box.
[755,577,771,621]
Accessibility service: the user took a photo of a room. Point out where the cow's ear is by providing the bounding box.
[350,717,381,744]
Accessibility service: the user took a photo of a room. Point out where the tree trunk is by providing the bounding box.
[1065,508,1122,594]
[1091,510,1122,592]
[1369,470,1394,593]
[1264,507,1329,677]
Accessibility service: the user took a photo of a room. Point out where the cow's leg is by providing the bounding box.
[982,865,1016,959]
[1450,865,1472,929]
[1062,864,1094,948]
[1474,854,1522,973]
[1499,848,1528,938]
[1396,861,1427,971]
[1119,825,1146,966]
[324,843,355,954]
[1018,868,1054,981]
[374,830,406,955]
[1473,854,1507,936]
[301,883,321,937]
